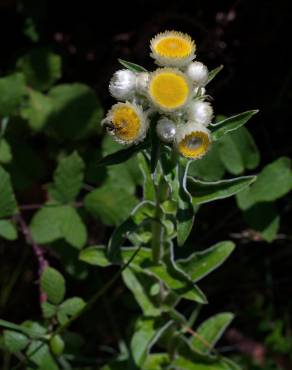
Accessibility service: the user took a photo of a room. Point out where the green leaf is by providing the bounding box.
[130,317,171,367]
[211,110,259,141]
[57,297,85,325]
[242,202,280,242]
[118,58,147,72]
[17,48,61,91]
[0,73,27,116]
[122,267,161,316]
[41,302,57,319]
[187,175,256,205]
[177,162,194,246]
[30,205,87,249]
[3,330,29,352]
[46,83,103,140]
[236,157,292,210]
[21,89,53,131]
[96,140,149,167]
[0,139,12,164]
[26,341,58,370]
[218,127,260,175]
[138,153,156,201]
[188,142,225,181]
[144,353,170,369]
[177,241,235,283]
[207,65,224,84]
[84,184,138,227]
[0,165,18,218]
[107,201,155,260]
[0,219,18,240]
[0,319,40,337]
[50,151,85,203]
[173,357,229,370]
[191,313,234,354]
[40,266,66,304]
[79,245,110,266]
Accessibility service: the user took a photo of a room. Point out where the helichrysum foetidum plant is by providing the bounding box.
[91,30,258,369]
[103,30,214,160]
[0,30,259,370]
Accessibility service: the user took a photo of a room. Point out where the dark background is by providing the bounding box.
[1,0,292,367]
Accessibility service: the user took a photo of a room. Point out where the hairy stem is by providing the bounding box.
[16,215,48,303]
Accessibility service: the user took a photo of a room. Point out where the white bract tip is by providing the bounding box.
[109,69,136,100]
[185,61,209,86]
[187,100,213,126]
[136,72,150,94]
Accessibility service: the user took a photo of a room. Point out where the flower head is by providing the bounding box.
[175,122,211,159]
[136,72,150,94]
[185,61,209,86]
[156,117,177,143]
[103,102,148,145]
[148,68,191,112]
[109,69,136,100]
[187,101,213,126]
[150,30,196,67]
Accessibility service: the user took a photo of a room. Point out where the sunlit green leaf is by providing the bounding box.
[3,330,29,352]
[191,312,234,354]
[118,58,147,72]
[177,241,235,283]
[211,110,258,140]
[187,176,256,205]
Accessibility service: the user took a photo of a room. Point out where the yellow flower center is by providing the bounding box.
[112,106,141,142]
[178,131,210,159]
[154,36,193,58]
[149,71,190,110]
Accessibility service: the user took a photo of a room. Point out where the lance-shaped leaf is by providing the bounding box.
[118,58,147,73]
[207,65,224,84]
[108,201,155,261]
[187,175,256,205]
[138,153,156,201]
[176,162,194,246]
[177,241,235,283]
[96,140,149,167]
[130,317,172,367]
[191,312,234,354]
[210,110,259,141]
[122,267,161,316]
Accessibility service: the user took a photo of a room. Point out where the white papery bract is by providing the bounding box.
[187,100,213,126]
[109,69,136,101]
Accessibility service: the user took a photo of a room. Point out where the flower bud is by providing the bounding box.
[186,61,209,86]
[187,101,213,126]
[156,117,176,142]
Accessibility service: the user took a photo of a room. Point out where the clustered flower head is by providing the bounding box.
[102,30,214,160]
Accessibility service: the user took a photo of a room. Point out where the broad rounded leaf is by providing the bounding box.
[17,48,61,91]
[41,266,66,304]
[237,157,292,210]
[0,73,27,116]
[0,165,18,218]
[0,219,18,240]
[3,330,29,353]
[50,151,85,203]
